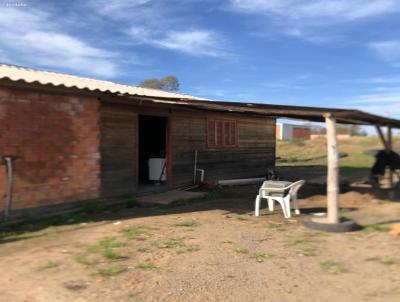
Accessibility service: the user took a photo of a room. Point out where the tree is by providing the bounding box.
[139,76,179,91]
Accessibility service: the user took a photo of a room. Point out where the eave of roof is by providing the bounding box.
[1,63,400,128]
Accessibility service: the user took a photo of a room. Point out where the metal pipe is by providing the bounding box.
[193,150,205,184]
[196,169,205,182]
[193,150,198,184]
[3,157,14,221]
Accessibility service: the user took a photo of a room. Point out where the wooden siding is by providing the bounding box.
[100,103,138,196]
[171,112,276,187]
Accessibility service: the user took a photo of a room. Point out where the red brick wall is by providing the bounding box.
[293,127,311,140]
[0,87,101,212]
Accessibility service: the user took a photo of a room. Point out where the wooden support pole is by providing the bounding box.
[325,113,339,224]
[388,126,394,189]
[375,126,390,151]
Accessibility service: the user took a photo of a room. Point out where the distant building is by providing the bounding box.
[276,123,311,140]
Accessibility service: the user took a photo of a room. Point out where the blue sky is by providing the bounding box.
[1,0,400,120]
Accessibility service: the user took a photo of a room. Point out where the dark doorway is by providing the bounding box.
[138,115,167,185]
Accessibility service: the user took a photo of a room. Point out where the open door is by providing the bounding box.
[138,115,168,186]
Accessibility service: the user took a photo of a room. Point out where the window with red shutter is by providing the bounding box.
[207,118,238,148]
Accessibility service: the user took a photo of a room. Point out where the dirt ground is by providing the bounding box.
[1,186,400,302]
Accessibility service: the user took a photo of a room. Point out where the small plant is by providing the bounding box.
[137,247,151,253]
[101,248,124,260]
[366,256,399,266]
[236,216,248,221]
[319,260,348,274]
[299,248,317,257]
[74,254,99,266]
[37,261,60,271]
[361,224,392,234]
[97,265,127,276]
[174,220,199,227]
[155,237,186,249]
[234,247,249,254]
[177,244,201,254]
[122,225,150,240]
[86,237,126,260]
[250,252,272,262]
[136,262,156,269]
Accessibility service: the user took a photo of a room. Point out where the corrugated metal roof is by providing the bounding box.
[0,64,205,100]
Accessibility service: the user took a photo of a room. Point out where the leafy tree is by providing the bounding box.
[139,76,179,91]
[138,78,163,90]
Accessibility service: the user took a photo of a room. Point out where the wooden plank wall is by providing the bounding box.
[171,112,276,187]
[100,103,138,196]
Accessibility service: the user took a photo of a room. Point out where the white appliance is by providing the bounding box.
[148,158,166,181]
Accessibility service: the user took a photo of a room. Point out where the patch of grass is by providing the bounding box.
[122,225,150,240]
[174,220,199,227]
[366,256,400,266]
[86,237,126,260]
[250,252,273,262]
[137,247,151,253]
[234,247,249,254]
[97,265,127,276]
[361,223,392,234]
[319,260,348,274]
[37,261,60,271]
[299,248,317,257]
[154,237,186,249]
[181,244,200,253]
[287,138,306,146]
[74,254,99,266]
[236,216,248,221]
[136,262,156,269]
[0,196,140,244]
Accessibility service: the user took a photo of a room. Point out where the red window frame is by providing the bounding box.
[207,118,238,148]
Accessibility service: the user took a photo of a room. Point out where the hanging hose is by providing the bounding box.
[3,157,14,221]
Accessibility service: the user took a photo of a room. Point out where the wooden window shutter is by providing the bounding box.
[230,121,237,146]
[207,120,216,147]
[216,121,223,146]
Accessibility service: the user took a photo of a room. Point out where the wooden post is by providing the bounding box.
[375,126,390,151]
[388,127,394,189]
[325,114,339,223]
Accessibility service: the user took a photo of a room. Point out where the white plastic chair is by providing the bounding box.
[255,180,305,218]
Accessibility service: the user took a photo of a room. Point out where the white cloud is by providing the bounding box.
[0,7,119,78]
[229,0,400,40]
[134,29,229,57]
[369,40,400,63]
[88,0,230,58]
[343,91,400,118]
[230,0,400,23]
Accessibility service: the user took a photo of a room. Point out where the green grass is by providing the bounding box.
[366,256,400,266]
[136,262,156,269]
[250,252,273,262]
[37,261,60,271]
[319,260,348,274]
[361,223,392,234]
[74,254,99,266]
[86,237,126,260]
[154,237,186,249]
[122,225,150,240]
[234,247,249,254]
[299,248,318,257]
[0,196,140,243]
[137,247,151,253]
[277,136,400,168]
[97,265,127,276]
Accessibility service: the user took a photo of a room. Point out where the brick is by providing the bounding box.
[0,89,101,210]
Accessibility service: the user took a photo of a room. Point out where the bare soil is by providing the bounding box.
[1,186,400,302]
